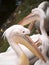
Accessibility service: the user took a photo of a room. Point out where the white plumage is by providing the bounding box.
[1,25,44,65]
[34,1,49,65]
[1,1,49,65]
[0,25,31,65]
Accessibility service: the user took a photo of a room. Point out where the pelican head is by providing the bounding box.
[3,25,30,39]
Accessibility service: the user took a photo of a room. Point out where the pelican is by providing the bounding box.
[17,2,49,64]
[18,1,49,48]
[0,25,46,65]
[18,1,49,33]
[30,3,49,64]
[30,4,49,65]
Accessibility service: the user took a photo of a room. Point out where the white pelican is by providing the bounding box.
[0,25,46,65]
[18,1,49,47]
[31,7,49,65]
[17,2,49,64]
[18,1,49,33]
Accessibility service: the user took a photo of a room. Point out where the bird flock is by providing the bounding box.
[0,1,49,65]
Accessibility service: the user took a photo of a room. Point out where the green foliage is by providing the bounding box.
[0,38,9,52]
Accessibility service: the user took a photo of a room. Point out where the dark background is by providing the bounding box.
[0,0,49,27]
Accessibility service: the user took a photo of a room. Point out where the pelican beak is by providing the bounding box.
[18,13,33,26]
[13,35,46,62]
[35,39,42,47]
[18,12,39,31]
[18,13,39,26]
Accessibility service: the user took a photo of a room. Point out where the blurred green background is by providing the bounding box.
[0,0,49,52]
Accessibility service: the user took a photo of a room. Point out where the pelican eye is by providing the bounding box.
[22,31,25,33]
